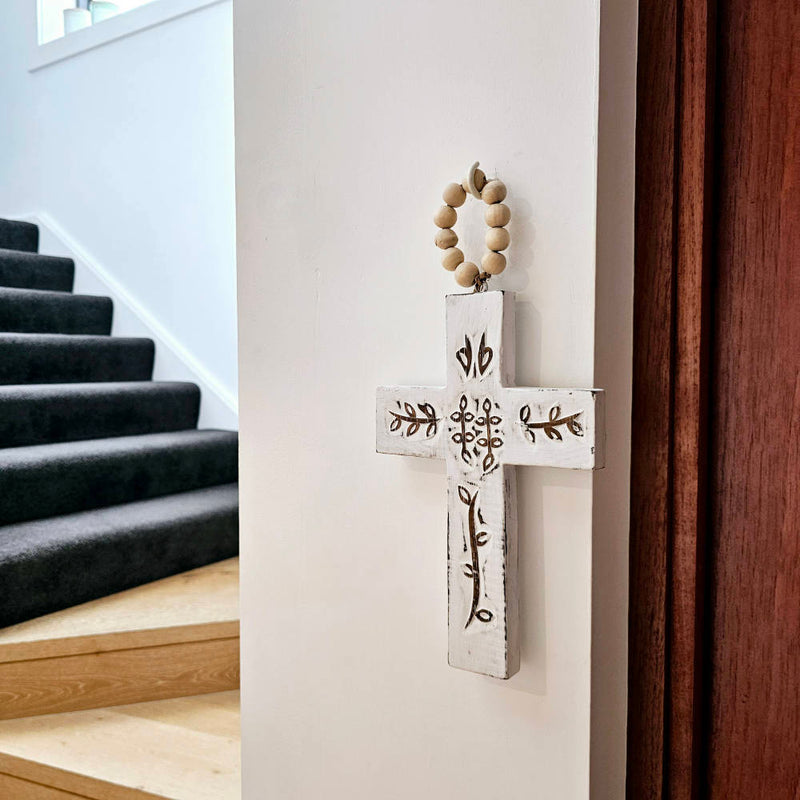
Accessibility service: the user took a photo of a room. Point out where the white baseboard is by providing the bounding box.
[15,212,238,430]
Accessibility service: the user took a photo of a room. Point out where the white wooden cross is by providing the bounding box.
[376,291,604,679]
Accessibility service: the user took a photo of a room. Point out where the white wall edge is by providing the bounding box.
[590,0,638,797]
[30,0,228,72]
[14,211,238,430]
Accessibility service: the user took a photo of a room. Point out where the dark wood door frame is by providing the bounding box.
[627,1,717,797]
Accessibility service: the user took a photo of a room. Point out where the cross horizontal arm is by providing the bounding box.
[498,387,605,469]
[376,385,447,460]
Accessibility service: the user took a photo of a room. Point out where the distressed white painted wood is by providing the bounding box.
[376,290,604,679]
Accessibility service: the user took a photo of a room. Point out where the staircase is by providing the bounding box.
[0,218,239,629]
[0,558,241,796]
[0,690,241,799]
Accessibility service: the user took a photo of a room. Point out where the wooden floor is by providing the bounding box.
[0,559,239,719]
[0,691,241,800]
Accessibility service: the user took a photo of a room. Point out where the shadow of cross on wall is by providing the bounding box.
[376,290,605,679]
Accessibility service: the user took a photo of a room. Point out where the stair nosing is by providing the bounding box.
[0,286,107,302]
[0,332,152,343]
[0,380,199,394]
[0,428,237,463]
[0,248,66,261]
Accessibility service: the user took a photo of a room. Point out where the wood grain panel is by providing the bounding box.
[627,4,677,796]
[706,0,800,795]
[0,772,90,800]
[0,621,239,666]
[0,692,239,800]
[0,637,239,720]
[627,1,716,797]
[668,1,716,797]
[0,753,163,800]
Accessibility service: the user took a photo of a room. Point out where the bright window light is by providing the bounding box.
[38,0,159,44]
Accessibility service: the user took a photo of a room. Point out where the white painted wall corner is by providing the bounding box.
[19,212,238,430]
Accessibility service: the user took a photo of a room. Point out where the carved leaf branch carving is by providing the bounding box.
[475,397,503,472]
[456,332,494,379]
[450,395,503,473]
[477,333,493,376]
[389,401,440,437]
[450,395,476,463]
[519,404,584,443]
[456,336,473,378]
[458,486,493,628]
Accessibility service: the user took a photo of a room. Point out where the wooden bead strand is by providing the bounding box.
[434,161,511,291]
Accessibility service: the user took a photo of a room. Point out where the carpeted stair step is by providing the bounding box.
[0,287,112,335]
[0,249,73,291]
[0,382,201,448]
[0,483,239,628]
[0,333,154,384]
[0,219,39,254]
[0,429,238,525]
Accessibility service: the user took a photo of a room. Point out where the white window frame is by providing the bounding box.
[30,0,226,72]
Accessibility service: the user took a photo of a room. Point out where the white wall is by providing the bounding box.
[0,0,237,427]
[234,1,636,797]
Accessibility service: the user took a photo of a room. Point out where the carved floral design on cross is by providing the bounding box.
[376,291,604,679]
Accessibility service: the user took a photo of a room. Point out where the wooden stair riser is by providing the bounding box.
[0,772,91,799]
[0,637,239,720]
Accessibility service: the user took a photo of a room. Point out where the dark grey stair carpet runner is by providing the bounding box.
[0,287,113,335]
[0,484,239,628]
[0,217,238,627]
[0,382,200,448]
[0,220,38,254]
[0,249,74,291]
[0,429,239,525]
[0,334,155,385]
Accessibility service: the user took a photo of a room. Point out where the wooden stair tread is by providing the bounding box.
[0,558,239,664]
[0,560,240,720]
[0,691,241,800]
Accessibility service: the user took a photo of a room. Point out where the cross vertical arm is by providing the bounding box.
[447,466,519,679]
[445,290,514,390]
[441,291,520,678]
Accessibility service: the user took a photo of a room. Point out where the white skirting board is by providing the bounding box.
[13,212,238,430]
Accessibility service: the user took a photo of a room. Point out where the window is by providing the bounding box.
[38,0,159,44]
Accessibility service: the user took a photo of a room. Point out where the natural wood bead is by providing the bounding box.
[482,179,507,204]
[484,203,511,227]
[435,228,458,249]
[482,251,506,275]
[442,183,467,208]
[454,261,479,287]
[486,226,510,251]
[442,247,465,272]
[434,205,457,228]
[462,168,486,195]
